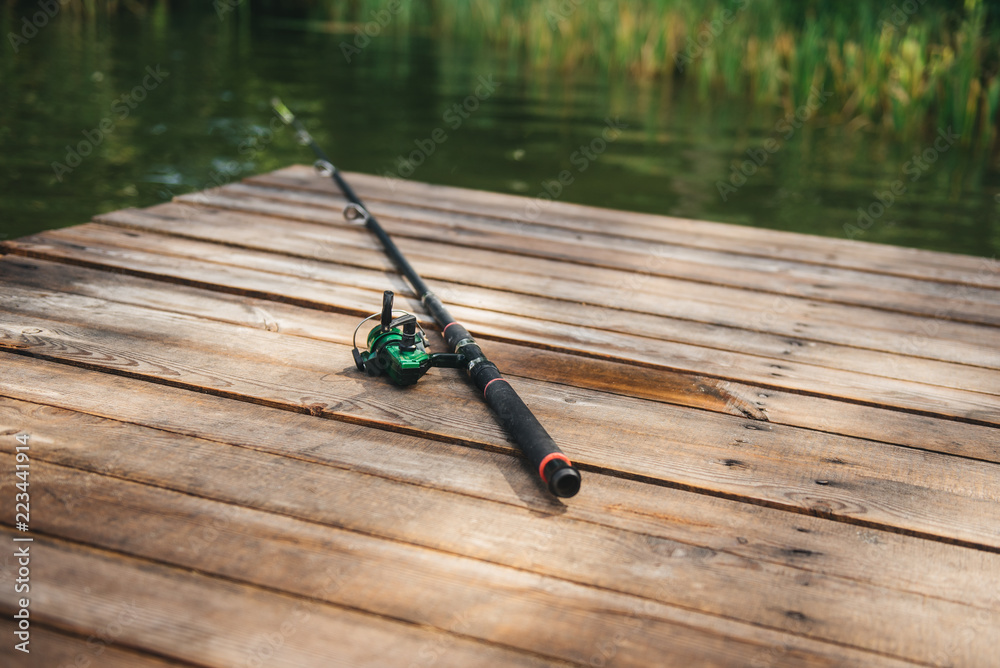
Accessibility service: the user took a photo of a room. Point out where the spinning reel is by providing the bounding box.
[352,290,466,386]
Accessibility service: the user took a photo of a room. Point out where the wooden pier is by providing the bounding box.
[1,165,998,666]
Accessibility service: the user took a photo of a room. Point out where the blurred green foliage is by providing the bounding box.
[8,0,1000,144]
[18,0,1000,145]
[306,0,1000,145]
[8,0,1000,147]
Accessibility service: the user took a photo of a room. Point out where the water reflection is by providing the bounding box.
[0,6,997,257]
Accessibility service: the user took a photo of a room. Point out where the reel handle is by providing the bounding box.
[381,290,394,332]
[388,314,418,351]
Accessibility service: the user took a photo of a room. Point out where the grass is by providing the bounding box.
[18,0,1000,145]
[310,0,1000,146]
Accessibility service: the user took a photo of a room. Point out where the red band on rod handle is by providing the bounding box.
[483,377,508,396]
[538,453,571,483]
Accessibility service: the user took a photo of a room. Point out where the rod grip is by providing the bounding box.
[471,362,582,498]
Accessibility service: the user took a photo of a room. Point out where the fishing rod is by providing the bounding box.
[272,98,582,499]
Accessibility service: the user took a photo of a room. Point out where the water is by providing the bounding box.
[2,6,999,258]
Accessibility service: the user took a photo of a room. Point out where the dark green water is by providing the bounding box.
[2,6,999,257]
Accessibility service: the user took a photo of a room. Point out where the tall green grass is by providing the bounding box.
[24,0,1000,144]
[312,0,1000,145]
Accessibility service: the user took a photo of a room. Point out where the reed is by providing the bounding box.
[313,0,1000,145]
[25,0,1000,144]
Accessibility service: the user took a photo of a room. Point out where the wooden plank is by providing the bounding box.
[247,166,1000,290]
[0,401,995,665]
[3,164,995,667]
[165,188,1000,327]
[3,358,1000,608]
[1,296,999,550]
[0,256,764,420]
[4,355,998,615]
[0,530,568,668]
[0,457,921,668]
[86,201,1000,357]
[5,228,1000,423]
[11,219,1000,376]
[3,256,997,461]
[0,619,192,667]
[157,187,995,357]
[207,179,1000,316]
[95,201,1000,376]
[9,242,995,403]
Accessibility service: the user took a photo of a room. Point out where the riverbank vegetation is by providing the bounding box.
[321,0,1000,146]
[10,0,1000,144]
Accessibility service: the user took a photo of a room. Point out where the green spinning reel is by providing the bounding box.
[352,291,466,386]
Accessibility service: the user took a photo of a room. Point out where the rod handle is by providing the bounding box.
[436,317,581,498]
[477,367,582,498]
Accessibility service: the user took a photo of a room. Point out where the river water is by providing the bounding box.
[2,7,998,257]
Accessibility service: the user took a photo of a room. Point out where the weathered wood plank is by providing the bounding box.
[206,179,1000,315]
[4,256,997,461]
[5,229,1000,423]
[0,256,765,420]
[1,293,999,549]
[248,166,1000,289]
[0,457,923,668]
[4,356,998,615]
[0,402,995,665]
[0,619,192,667]
[57,210,1000,362]
[0,530,570,668]
[3,163,997,668]
[165,188,1000,327]
[94,202,1000,378]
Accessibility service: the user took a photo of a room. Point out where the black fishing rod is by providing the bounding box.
[272,98,581,498]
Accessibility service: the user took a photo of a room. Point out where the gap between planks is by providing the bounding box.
[0,529,581,668]
[221,177,1000,310]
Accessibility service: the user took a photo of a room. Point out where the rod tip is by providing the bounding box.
[271,97,294,124]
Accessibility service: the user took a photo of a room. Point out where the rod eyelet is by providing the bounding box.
[343,202,369,223]
[314,160,335,177]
